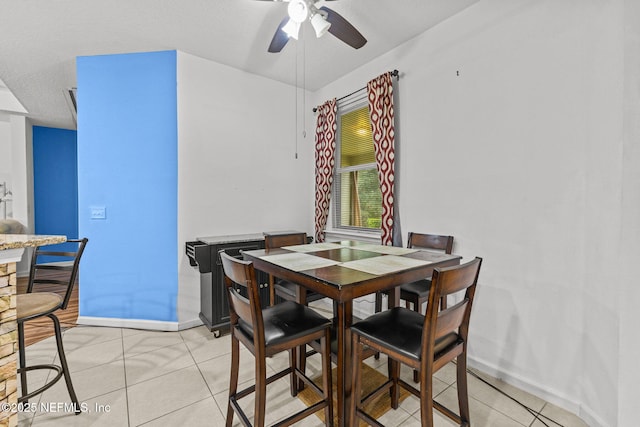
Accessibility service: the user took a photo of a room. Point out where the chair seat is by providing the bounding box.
[16,293,63,320]
[239,301,331,347]
[399,278,432,298]
[351,307,460,361]
[274,280,324,302]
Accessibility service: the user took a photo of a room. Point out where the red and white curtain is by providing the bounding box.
[367,72,396,246]
[314,99,337,243]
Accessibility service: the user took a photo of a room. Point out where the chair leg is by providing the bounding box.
[254,353,267,427]
[374,294,381,360]
[456,352,470,425]
[289,347,298,397]
[297,344,307,391]
[296,289,308,392]
[419,368,434,427]
[226,335,240,427]
[389,356,400,409]
[321,329,333,427]
[18,321,28,403]
[413,297,421,313]
[49,314,80,414]
[349,331,363,427]
[412,297,421,383]
[269,276,276,306]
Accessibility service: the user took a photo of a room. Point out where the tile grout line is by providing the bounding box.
[26,331,130,424]
[21,331,58,425]
[464,368,557,426]
[529,402,565,427]
[134,397,213,427]
[119,328,132,427]
[437,382,532,427]
[179,329,229,422]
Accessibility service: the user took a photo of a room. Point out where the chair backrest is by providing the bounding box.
[407,232,454,254]
[27,238,88,310]
[264,232,307,251]
[422,257,482,364]
[219,250,264,345]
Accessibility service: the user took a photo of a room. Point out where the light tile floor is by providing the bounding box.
[16,319,589,427]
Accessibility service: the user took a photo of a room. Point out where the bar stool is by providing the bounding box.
[263,232,325,306]
[350,257,482,427]
[17,238,88,412]
[220,250,333,427]
[375,232,454,315]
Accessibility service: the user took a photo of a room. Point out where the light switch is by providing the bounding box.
[90,206,106,219]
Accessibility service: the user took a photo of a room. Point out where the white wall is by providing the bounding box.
[311,1,634,426]
[0,115,29,226]
[9,115,33,232]
[0,116,11,213]
[1,77,30,232]
[176,51,315,325]
[0,115,34,275]
[618,0,640,425]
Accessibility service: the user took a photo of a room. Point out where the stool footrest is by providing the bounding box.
[231,364,329,427]
[18,364,63,402]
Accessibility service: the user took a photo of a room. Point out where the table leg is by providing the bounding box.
[388,285,400,308]
[296,287,308,391]
[387,286,401,405]
[336,300,353,427]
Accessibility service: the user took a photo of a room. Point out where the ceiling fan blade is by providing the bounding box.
[319,6,367,49]
[268,16,291,53]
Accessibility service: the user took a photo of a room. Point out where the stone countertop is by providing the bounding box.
[195,231,306,246]
[196,233,266,245]
[0,234,66,251]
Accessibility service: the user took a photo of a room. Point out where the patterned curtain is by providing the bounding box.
[314,98,337,243]
[367,72,396,245]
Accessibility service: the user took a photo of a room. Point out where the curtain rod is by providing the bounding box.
[312,69,399,113]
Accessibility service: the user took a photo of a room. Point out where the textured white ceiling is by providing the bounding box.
[0,0,478,130]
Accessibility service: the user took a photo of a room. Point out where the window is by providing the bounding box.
[333,99,382,231]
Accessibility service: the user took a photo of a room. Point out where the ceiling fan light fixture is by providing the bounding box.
[310,12,331,38]
[267,0,367,53]
[287,0,309,23]
[282,19,301,39]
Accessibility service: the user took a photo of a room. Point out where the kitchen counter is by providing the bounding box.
[0,234,66,264]
[0,234,66,251]
[0,233,65,427]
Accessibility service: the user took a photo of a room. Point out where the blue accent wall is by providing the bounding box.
[33,126,78,247]
[77,50,178,322]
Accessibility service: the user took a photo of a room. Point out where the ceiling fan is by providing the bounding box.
[261,0,367,53]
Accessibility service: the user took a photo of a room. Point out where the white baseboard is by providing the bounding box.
[76,316,203,332]
[178,317,205,330]
[576,403,608,427]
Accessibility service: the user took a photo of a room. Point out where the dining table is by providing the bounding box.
[242,240,462,427]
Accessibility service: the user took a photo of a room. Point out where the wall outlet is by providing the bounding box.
[90,206,106,219]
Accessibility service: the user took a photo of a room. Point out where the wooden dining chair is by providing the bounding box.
[350,257,482,427]
[375,232,454,315]
[17,238,88,411]
[219,251,334,427]
[264,232,325,306]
